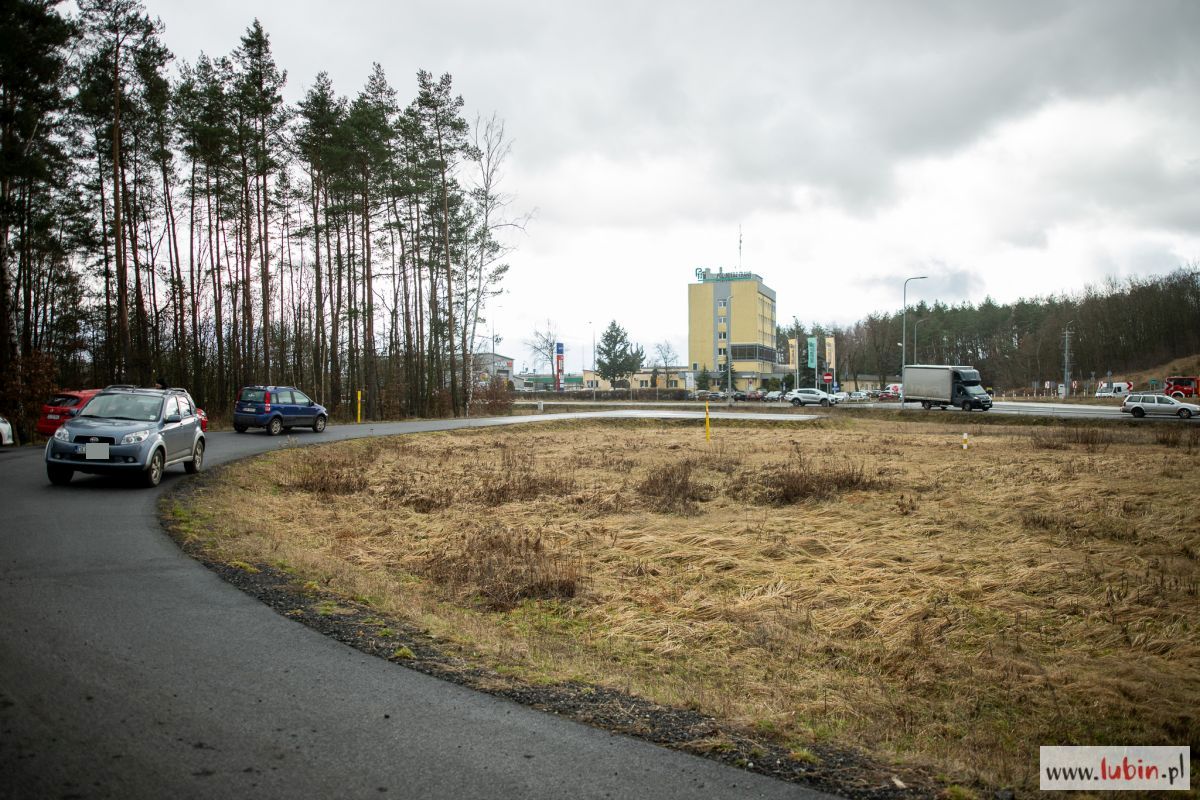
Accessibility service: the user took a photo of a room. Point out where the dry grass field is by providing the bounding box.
[172,417,1200,793]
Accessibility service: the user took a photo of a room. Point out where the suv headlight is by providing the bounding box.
[121,429,153,445]
[54,427,71,442]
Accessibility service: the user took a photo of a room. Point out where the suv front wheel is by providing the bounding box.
[47,464,73,485]
[143,449,164,487]
[313,415,327,433]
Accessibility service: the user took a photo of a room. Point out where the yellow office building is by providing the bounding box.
[688,268,778,390]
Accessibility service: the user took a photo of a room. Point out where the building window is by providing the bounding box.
[692,362,698,370]
[668,380,678,388]
[639,380,649,388]
[718,331,726,340]
[718,347,726,356]
[731,344,777,362]
[717,299,727,308]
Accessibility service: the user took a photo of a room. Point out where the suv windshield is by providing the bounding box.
[80,393,163,422]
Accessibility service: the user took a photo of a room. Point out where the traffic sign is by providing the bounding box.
[823,372,833,383]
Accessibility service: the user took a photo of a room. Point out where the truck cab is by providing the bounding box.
[949,369,992,410]
[1164,376,1197,399]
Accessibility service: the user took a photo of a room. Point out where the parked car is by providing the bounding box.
[0,414,12,446]
[731,390,747,401]
[233,385,328,435]
[764,390,784,402]
[832,391,850,403]
[36,389,101,437]
[786,388,837,407]
[849,391,868,401]
[44,385,205,487]
[745,390,764,401]
[1121,393,1198,419]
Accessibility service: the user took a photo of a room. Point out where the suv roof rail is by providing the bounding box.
[102,383,139,390]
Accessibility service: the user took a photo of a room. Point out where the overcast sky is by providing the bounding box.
[147,0,1200,371]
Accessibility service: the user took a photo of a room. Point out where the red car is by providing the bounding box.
[36,389,101,437]
[197,407,209,432]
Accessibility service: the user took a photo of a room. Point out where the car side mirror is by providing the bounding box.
[307,400,314,406]
[68,408,80,416]
[165,413,182,424]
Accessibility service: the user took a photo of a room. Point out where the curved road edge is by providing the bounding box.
[1,411,844,800]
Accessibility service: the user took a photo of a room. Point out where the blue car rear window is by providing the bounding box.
[240,389,266,403]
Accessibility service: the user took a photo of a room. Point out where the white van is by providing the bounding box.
[1095,381,1133,398]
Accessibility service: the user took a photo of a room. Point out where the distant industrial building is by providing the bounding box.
[688,268,781,391]
[473,352,514,385]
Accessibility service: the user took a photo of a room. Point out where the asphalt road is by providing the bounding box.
[0,411,831,800]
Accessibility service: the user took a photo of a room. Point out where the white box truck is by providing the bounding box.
[902,365,993,411]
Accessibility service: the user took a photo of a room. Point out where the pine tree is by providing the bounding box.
[0,0,74,386]
[233,19,285,383]
[596,320,644,387]
[415,70,473,415]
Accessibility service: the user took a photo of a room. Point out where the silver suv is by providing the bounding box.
[786,388,837,407]
[45,385,205,487]
[1121,393,1198,419]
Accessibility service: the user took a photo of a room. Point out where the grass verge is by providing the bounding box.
[163,417,1200,798]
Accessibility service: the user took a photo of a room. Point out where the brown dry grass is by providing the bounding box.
[174,419,1200,793]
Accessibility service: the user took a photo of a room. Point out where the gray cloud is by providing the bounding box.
[147,0,1200,335]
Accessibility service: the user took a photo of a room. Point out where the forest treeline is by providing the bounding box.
[781,268,1200,390]
[0,0,517,442]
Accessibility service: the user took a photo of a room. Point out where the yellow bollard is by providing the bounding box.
[357,390,362,424]
[705,401,711,441]
[962,432,969,450]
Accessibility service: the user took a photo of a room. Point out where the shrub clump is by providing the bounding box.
[285,457,368,495]
[636,461,711,514]
[1031,425,1113,452]
[474,447,575,504]
[753,454,878,505]
[421,522,584,610]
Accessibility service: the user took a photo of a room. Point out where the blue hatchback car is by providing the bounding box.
[45,386,205,487]
[233,385,328,436]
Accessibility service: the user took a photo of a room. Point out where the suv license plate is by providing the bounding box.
[85,443,110,460]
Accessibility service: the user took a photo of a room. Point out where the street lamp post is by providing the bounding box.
[912,317,928,365]
[900,276,927,408]
[589,321,596,402]
[1062,320,1075,398]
